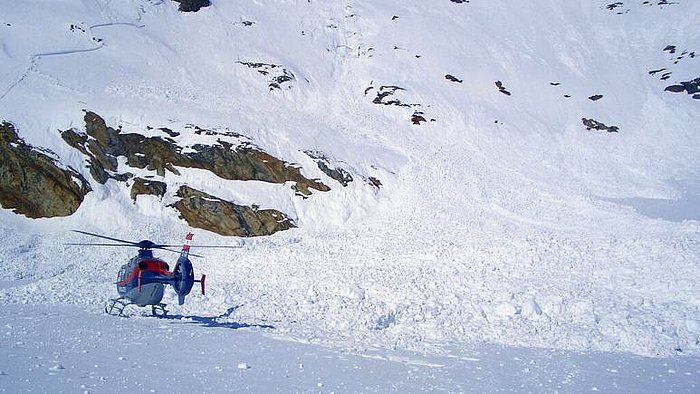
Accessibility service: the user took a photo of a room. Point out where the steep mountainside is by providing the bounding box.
[0,0,699,359]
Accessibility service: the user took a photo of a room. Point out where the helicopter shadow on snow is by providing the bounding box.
[162,305,275,330]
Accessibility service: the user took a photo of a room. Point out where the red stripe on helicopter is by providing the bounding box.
[115,260,172,286]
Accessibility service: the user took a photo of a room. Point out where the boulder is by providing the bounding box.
[172,0,210,12]
[582,118,619,133]
[130,178,167,201]
[170,186,295,237]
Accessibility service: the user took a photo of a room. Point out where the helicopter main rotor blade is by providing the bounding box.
[65,243,141,247]
[187,245,243,248]
[71,230,140,246]
[152,246,184,254]
[152,246,204,258]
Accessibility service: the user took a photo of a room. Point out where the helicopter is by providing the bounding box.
[70,230,237,317]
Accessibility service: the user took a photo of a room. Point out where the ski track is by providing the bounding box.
[0,20,144,102]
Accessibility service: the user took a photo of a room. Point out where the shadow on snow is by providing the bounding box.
[163,305,275,330]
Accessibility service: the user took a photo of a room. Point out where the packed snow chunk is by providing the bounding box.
[496,302,519,318]
[521,298,543,318]
[237,362,250,370]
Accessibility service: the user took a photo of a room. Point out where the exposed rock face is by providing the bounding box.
[172,0,210,12]
[305,151,354,186]
[130,178,167,201]
[0,122,90,218]
[665,77,700,98]
[61,111,329,195]
[367,177,382,189]
[445,74,463,83]
[411,111,428,125]
[495,80,511,95]
[236,61,296,90]
[366,85,434,124]
[582,118,620,133]
[371,85,411,107]
[171,186,295,237]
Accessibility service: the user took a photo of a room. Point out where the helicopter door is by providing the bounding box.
[116,263,131,293]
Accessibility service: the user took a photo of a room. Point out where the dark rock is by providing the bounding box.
[62,111,329,196]
[367,177,382,188]
[665,78,700,95]
[582,118,619,133]
[445,74,463,83]
[304,151,354,187]
[159,127,180,137]
[495,81,511,95]
[665,84,686,93]
[606,2,624,11]
[189,125,241,137]
[131,178,167,201]
[0,121,91,218]
[170,186,295,237]
[411,111,427,125]
[172,0,211,12]
[682,78,700,94]
[588,94,604,101]
[372,85,410,107]
[236,61,295,90]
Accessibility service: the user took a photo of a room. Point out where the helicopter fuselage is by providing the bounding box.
[116,249,172,307]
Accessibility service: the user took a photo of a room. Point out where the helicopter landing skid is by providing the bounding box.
[104,297,130,317]
[151,303,168,318]
[104,298,168,318]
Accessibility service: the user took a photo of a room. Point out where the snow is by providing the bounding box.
[1,305,698,393]
[1,0,700,391]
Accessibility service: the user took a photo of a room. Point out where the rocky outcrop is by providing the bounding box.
[170,186,295,237]
[305,151,354,186]
[411,111,427,125]
[172,0,210,12]
[370,85,412,107]
[445,74,463,83]
[61,111,329,195]
[130,178,167,201]
[236,62,296,90]
[665,78,700,99]
[495,81,511,96]
[582,118,619,133]
[0,122,90,218]
[366,84,435,124]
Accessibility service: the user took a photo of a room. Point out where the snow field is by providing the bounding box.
[0,1,699,385]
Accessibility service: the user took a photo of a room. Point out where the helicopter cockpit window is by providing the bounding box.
[117,264,130,281]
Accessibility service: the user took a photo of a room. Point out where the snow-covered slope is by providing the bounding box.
[1,0,699,385]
